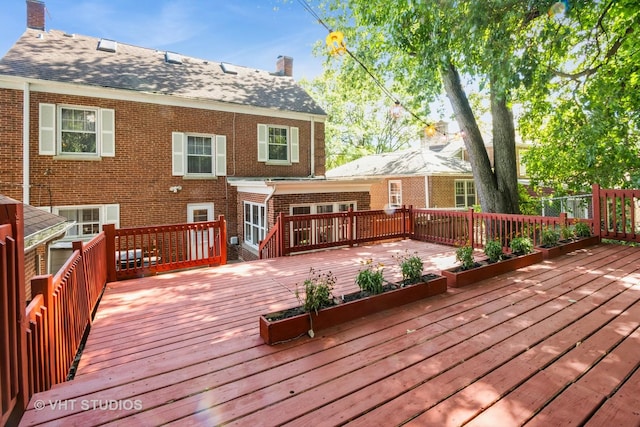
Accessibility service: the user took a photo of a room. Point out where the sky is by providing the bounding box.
[0,0,329,80]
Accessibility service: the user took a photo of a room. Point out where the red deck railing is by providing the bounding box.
[104,216,227,281]
[593,184,640,243]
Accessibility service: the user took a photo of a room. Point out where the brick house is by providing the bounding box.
[0,0,371,262]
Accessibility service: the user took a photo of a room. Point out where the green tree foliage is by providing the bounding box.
[313,0,638,211]
[518,0,640,193]
[301,64,421,170]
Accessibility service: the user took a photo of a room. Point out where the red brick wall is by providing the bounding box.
[429,175,474,208]
[370,177,426,210]
[0,88,24,201]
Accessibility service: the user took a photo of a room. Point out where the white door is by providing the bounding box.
[187,203,214,260]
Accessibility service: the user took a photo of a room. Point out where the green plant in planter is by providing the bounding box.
[484,239,504,263]
[541,227,560,247]
[295,268,335,315]
[456,244,475,270]
[574,221,592,238]
[560,225,574,241]
[355,259,384,295]
[394,250,424,284]
[509,236,534,255]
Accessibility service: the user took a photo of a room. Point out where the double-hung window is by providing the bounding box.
[389,180,402,207]
[257,124,299,164]
[54,204,120,240]
[455,180,477,208]
[38,103,115,158]
[172,132,227,178]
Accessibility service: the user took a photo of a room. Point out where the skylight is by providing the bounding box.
[165,52,183,65]
[221,63,238,75]
[97,39,117,53]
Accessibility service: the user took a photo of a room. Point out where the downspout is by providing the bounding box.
[23,82,30,204]
[264,183,277,228]
[310,117,315,177]
[424,176,430,208]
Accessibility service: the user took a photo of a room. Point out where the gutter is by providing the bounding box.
[23,82,30,203]
[24,220,76,252]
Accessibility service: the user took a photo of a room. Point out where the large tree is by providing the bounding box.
[316,0,634,213]
[519,0,640,193]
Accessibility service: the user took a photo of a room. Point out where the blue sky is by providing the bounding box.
[0,0,328,80]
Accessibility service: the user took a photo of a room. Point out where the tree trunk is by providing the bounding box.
[440,62,519,214]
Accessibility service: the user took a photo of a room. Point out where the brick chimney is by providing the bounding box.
[26,0,45,30]
[276,55,293,77]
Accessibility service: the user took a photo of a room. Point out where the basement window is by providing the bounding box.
[97,39,117,53]
[165,52,183,64]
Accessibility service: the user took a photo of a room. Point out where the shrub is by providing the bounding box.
[355,259,384,295]
[456,245,475,270]
[395,250,424,284]
[574,221,592,238]
[510,236,533,255]
[560,225,574,241]
[541,227,560,247]
[484,239,504,263]
[295,268,335,314]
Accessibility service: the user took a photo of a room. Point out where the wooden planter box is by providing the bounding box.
[259,275,447,345]
[536,235,601,260]
[442,251,544,288]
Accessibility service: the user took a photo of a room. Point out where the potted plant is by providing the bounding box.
[442,236,542,288]
[536,221,600,259]
[259,261,447,345]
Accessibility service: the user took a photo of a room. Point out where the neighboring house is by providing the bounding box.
[0,195,73,300]
[326,147,475,210]
[0,1,371,261]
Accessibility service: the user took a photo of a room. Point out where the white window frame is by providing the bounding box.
[455,180,477,208]
[244,202,267,249]
[53,204,119,241]
[172,132,226,178]
[289,201,357,246]
[389,180,403,207]
[257,124,299,165]
[39,103,115,158]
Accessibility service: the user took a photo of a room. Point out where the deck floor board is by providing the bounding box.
[18,240,640,426]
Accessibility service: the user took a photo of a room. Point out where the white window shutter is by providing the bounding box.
[100,108,115,157]
[39,103,56,155]
[215,135,227,176]
[172,132,185,176]
[290,126,299,163]
[257,124,268,162]
[103,204,120,229]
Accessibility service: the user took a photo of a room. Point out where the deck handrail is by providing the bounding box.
[593,184,640,243]
[104,215,227,281]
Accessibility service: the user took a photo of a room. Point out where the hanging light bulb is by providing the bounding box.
[389,101,404,119]
[424,125,437,137]
[326,31,346,56]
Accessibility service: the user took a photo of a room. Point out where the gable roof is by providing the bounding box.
[0,29,325,116]
[325,148,472,178]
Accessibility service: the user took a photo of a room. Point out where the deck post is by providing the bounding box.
[559,212,567,228]
[592,184,602,238]
[218,215,227,265]
[277,212,286,256]
[30,274,54,390]
[347,208,354,246]
[103,223,117,282]
[467,208,475,248]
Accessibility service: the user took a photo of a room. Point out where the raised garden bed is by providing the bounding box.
[442,250,543,288]
[536,235,600,260]
[259,274,447,345]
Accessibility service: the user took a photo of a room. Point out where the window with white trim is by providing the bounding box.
[389,180,402,207]
[38,103,115,158]
[53,204,119,240]
[172,132,226,177]
[257,124,299,164]
[455,180,476,208]
[244,202,266,248]
[518,149,528,177]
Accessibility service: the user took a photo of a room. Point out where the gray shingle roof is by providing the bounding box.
[0,195,66,238]
[0,29,326,116]
[325,148,472,178]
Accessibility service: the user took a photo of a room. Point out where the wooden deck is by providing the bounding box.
[18,240,640,426]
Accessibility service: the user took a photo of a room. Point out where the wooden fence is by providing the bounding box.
[104,215,227,281]
[0,198,108,426]
[593,184,640,243]
[260,205,598,259]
